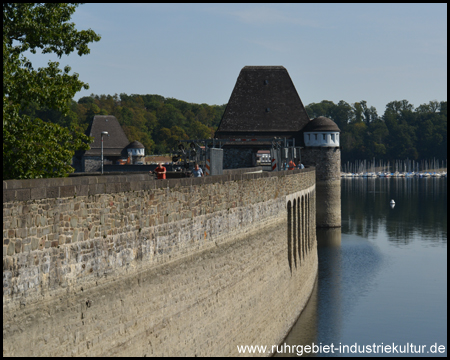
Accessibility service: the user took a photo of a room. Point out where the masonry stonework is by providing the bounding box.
[301,147,341,228]
[3,169,317,356]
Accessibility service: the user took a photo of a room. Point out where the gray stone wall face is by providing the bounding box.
[3,169,317,356]
[302,147,341,227]
[301,147,340,181]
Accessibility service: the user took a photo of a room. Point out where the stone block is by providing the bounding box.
[75,184,89,197]
[15,239,22,253]
[60,185,76,198]
[126,174,149,182]
[70,217,78,228]
[167,179,180,189]
[30,186,46,200]
[130,181,143,192]
[178,178,192,188]
[105,183,119,194]
[89,183,105,195]
[46,187,60,198]
[15,228,27,239]
[7,241,15,255]
[120,182,131,193]
[155,179,169,189]
[31,237,39,251]
[191,177,204,187]
[4,180,25,190]
[16,189,31,202]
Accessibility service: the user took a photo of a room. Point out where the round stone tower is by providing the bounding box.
[301,117,341,228]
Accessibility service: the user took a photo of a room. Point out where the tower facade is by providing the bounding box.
[301,117,341,228]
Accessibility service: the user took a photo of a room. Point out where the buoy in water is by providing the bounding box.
[390,199,395,204]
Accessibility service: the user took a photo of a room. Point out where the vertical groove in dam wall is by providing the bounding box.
[3,169,317,356]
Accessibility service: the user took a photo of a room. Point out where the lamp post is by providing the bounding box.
[101,131,109,174]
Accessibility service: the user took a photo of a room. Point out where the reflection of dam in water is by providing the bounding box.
[277,177,447,357]
[275,228,342,357]
[276,226,383,357]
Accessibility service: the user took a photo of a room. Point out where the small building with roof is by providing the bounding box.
[215,66,311,168]
[215,65,341,227]
[72,115,145,172]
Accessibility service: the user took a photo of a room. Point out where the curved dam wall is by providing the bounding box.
[3,169,317,357]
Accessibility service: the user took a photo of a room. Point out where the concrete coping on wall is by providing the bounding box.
[3,166,315,203]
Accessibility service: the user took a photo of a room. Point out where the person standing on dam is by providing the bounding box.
[288,160,296,170]
[152,163,167,179]
[192,163,204,177]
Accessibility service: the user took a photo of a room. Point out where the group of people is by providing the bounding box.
[150,163,204,180]
[283,160,305,170]
[151,160,304,180]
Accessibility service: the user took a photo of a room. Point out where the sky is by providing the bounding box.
[27,3,447,116]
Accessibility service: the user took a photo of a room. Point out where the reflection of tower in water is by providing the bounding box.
[276,227,342,357]
[316,227,342,347]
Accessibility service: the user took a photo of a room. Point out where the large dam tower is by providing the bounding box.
[215,66,341,228]
[301,117,341,228]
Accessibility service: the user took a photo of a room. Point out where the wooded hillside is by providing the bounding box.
[20,94,446,163]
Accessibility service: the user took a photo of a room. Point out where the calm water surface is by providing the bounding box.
[277,177,447,357]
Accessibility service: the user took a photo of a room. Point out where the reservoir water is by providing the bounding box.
[277,177,447,357]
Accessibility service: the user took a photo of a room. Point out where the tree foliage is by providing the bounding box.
[3,3,100,179]
[15,84,445,167]
[23,94,446,165]
[306,99,447,163]
[43,93,225,155]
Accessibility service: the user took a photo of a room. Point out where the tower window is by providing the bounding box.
[323,134,326,141]
[314,134,318,140]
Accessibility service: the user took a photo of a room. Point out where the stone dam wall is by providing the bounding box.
[3,168,318,356]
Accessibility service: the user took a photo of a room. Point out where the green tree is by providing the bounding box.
[3,3,100,179]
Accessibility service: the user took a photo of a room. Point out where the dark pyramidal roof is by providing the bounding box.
[303,116,341,132]
[84,115,130,156]
[215,66,310,138]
